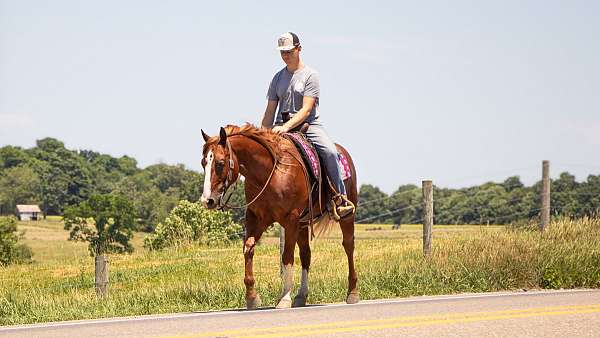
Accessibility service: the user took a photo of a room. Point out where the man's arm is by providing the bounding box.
[272,96,315,134]
[261,100,279,128]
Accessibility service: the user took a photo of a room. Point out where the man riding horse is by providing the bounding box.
[199,32,360,309]
[262,32,355,219]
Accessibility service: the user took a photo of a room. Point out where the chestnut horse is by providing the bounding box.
[200,124,358,309]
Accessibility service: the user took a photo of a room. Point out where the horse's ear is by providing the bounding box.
[201,129,210,142]
[218,127,227,146]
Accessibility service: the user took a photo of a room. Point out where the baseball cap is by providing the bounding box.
[277,32,301,51]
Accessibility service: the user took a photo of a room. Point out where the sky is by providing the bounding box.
[1,1,599,193]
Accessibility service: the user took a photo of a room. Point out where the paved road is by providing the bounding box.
[2,289,600,338]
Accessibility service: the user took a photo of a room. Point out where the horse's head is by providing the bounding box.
[200,127,239,209]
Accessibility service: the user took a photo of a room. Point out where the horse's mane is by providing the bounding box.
[205,123,295,156]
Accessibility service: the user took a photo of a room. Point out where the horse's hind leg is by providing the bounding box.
[340,216,359,304]
[336,145,359,303]
[293,226,311,307]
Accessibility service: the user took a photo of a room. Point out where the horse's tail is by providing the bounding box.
[311,143,357,238]
[311,212,339,238]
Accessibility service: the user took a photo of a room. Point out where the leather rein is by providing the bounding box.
[217,135,279,210]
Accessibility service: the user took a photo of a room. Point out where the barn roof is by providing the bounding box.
[16,205,42,213]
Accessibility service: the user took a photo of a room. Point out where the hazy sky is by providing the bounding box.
[1,1,599,192]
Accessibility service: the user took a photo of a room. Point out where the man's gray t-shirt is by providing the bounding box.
[267,66,320,124]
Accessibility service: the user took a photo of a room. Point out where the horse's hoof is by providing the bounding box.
[246,294,262,310]
[276,298,292,309]
[346,292,360,304]
[292,295,307,307]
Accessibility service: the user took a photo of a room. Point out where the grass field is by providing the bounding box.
[1,218,598,325]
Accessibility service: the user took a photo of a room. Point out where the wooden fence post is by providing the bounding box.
[422,180,433,257]
[541,160,550,231]
[95,254,109,297]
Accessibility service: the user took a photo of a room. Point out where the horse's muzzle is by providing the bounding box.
[206,198,216,209]
[200,196,218,209]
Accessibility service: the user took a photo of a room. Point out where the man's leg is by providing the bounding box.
[305,123,354,218]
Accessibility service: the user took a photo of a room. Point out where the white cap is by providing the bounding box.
[277,32,300,51]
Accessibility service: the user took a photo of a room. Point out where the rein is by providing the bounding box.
[217,135,279,210]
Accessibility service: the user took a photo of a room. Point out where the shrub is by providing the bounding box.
[144,200,242,250]
[0,216,32,266]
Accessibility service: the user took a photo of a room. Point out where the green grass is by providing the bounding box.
[1,218,599,325]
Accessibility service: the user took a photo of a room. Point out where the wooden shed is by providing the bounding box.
[16,204,42,221]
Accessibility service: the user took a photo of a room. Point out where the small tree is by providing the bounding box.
[0,216,32,266]
[64,194,135,297]
[64,194,136,256]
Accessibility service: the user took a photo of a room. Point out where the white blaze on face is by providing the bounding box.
[201,150,214,203]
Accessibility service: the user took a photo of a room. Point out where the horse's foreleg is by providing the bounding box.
[293,226,311,307]
[341,217,359,304]
[244,210,263,309]
[276,222,299,309]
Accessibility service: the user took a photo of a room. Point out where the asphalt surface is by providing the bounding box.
[2,289,600,338]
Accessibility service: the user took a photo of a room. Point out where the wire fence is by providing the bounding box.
[354,189,597,225]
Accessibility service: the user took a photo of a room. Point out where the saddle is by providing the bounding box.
[281,116,352,227]
[285,129,352,182]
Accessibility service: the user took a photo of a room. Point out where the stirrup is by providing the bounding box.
[330,194,356,221]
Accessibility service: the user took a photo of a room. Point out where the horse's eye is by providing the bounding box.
[201,159,207,168]
[215,161,225,175]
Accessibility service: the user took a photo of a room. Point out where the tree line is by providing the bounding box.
[357,174,600,224]
[0,138,228,231]
[2,138,599,228]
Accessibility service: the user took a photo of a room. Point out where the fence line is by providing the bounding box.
[357,185,600,225]
[356,192,536,224]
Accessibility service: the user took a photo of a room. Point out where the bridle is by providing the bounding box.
[216,137,237,208]
[215,136,279,210]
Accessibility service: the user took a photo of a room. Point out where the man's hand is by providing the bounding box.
[272,125,289,135]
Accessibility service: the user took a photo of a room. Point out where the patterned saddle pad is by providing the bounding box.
[285,132,352,182]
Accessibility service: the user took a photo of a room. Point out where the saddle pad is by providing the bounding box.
[286,133,320,179]
[338,153,352,181]
[285,133,352,181]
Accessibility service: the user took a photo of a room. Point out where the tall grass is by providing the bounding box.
[0,218,598,325]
